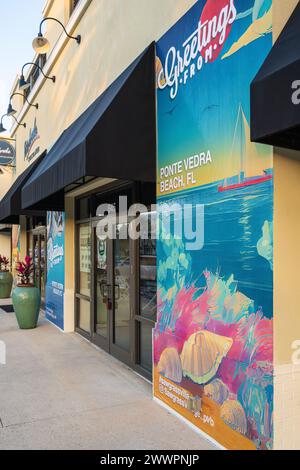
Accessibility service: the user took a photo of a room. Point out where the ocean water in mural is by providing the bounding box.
[154,0,273,451]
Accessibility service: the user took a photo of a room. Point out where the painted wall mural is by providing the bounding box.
[46,212,65,330]
[154,0,273,450]
[11,225,21,276]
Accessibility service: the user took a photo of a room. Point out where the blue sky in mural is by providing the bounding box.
[157,0,272,170]
[156,0,274,317]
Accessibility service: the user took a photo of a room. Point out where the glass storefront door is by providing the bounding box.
[91,223,131,365]
[77,223,92,333]
[92,231,110,350]
[95,235,109,341]
[76,184,156,380]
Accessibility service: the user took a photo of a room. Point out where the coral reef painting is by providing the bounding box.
[154,244,273,449]
[155,0,273,451]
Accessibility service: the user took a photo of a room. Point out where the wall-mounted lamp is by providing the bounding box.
[0,114,26,133]
[7,93,39,117]
[19,62,55,91]
[32,17,81,54]
[0,165,16,175]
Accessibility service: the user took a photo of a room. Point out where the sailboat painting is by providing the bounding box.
[155,0,274,451]
[218,106,273,192]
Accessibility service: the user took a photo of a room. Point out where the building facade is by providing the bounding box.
[0,0,299,450]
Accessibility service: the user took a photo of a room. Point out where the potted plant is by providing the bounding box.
[12,256,41,329]
[0,255,13,299]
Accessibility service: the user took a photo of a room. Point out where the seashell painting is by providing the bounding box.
[220,399,247,435]
[180,330,233,385]
[157,347,183,383]
[204,379,229,405]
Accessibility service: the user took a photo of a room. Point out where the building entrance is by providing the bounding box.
[76,183,156,380]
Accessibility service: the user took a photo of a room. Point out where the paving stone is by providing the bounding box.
[0,310,216,450]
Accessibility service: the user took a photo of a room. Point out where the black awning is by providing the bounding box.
[251,2,300,149]
[0,152,46,224]
[22,43,156,211]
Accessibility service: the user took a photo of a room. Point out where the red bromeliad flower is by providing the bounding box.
[0,254,10,272]
[25,255,32,265]
[16,256,34,285]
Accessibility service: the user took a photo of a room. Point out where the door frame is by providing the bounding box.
[75,219,92,341]
[91,219,135,368]
[74,182,156,381]
[31,226,47,305]
[90,221,110,352]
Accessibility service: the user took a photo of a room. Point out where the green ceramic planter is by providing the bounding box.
[12,286,41,329]
[0,271,13,299]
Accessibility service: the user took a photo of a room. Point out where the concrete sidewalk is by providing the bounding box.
[0,308,215,450]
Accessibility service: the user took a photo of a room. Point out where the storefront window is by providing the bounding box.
[114,224,131,351]
[137,212,156,373]
[79,223,91,297]
[77,197,90,220]
[139,322,153,372]
[75,185,156,380]
[95,235,108,338]
[139,214,156,322]
[78,299,91,333]
[27,232,33,258]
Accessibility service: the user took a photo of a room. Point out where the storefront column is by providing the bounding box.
[0,232,11,260]
[273,0,300,450]
[64,196,75,333]
[274,148,300,450]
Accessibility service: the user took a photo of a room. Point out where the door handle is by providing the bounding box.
[115,284,120,300]
[106,284,113,310]
[100,281,108,298]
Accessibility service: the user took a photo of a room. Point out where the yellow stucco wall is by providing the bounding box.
[0,233,11,260]
[6,0,300,359]
[43,0,71,46]
[0,171,13,200]
[8,0,197,328]
[11,0,196,174]
[274,149,300,365]
[6,0,300,362]
[2,0,300,450]
[272,0,300,450]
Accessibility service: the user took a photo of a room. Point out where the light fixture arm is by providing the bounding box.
[38,17,81,44]
[1,113,26,129]
[11,114,26,128]
[10,93,38,110]
[21,62,55,83]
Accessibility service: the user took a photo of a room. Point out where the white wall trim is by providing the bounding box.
[65,178,116,198]
[43,0,55,17]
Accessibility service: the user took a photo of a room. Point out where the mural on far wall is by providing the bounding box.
[11,224,21,276]
[154,0,273,450]
[46,211,65,330]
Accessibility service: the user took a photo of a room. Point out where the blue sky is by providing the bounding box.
[0,0,45,123]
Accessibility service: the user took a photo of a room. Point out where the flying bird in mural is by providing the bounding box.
[164,105,177,116]
[202,104,219,113]
[222,0,272,59]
